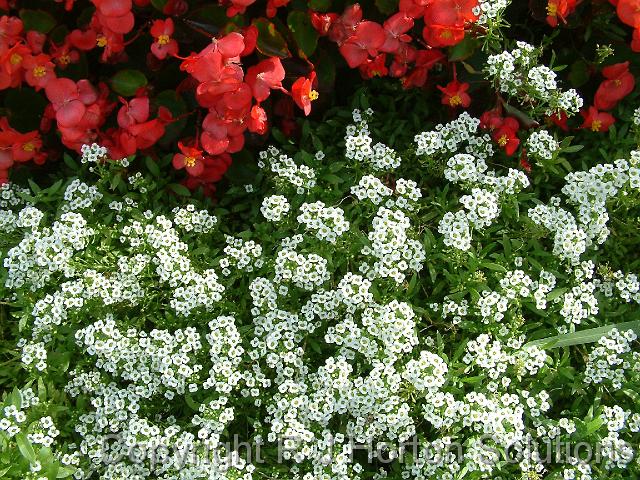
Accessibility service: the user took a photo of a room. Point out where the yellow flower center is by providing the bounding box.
[184,156,196,167]
[591,119,602,132]
[10,53,22,65]
[614,79,622,87]
[309,90,319,101]
[97,36,108,47]
[58,54,71,65]
[440,29,452,39]
[32,66,46,78]
[497,134,508,146]
[546,2,558,16]
[157,34,170,45]
[23,142,35,152]
[449,95,462,107]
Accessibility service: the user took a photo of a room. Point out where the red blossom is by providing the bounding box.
[380,13,414,53]
[0,117,43,181]
[225,0,256,17]
[547,111,569,131]
[150,18,179,60]
[173,141,206,177]
[438,80,471,108]
[492,117,521,156]
[594,61,635,111]
[580,106,615,132]
[23,54,55,90]
[92,0,135,34]
[247,105,268,135]
[245,57,286,102]
[359,53,388,78]
[45,78,87,127]
[546,0,578,27]
[0,16,23,46]
[310,11,339,36]
[617,0,640,27]
[291,71,319,116]
[328,4,362,45]
[266,0,290,18]
[339,21,386,68]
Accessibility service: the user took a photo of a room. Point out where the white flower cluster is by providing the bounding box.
[297,201,350,243]
[530,151,640,264]
[584,329,639,388]
[486,42,583,115]
[459,188,500,228]
[414,112,494,160]
[345,109,402,170]
[4,211,95,291]
[27,415,60,448]
[62,179,103,212]
[473,0,510,26]
[0,389,39,438]
[559,282,599,325]
[221,236,264,275]
[327,300,418,362]
[402,350,448,392]
[350,175,392,205]
[529,201,586,268]
[351,176,421,212]
[258,146,317,194]
[526,129,559,161]
[261,194,290,221]
[0,183,31,233]
[360,207,425,283]
[613,270,640,303]
[437,146,529,251]
[274,248,330,290]
[172,204,217,233]
[80,143,108,163]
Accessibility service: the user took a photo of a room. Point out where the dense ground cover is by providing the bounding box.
[2,0,640,479]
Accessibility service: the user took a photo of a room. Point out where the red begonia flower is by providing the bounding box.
[245,57,286,102]
[339,21,386,68]
[580,106,615,132]
[150,18,179,60]
[173,141,205,176]
[594,61,635,111]
[291,71,319,116]
[45,78,87,127]
[438,80,471,108]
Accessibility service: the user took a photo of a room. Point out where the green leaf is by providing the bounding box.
[168,183,191,197]
[16,433,37,463]
[252,18,291,58]
[375,0,399,15]
[63,153,79,171]
[110,70,148,97]
[56,466,76,478]
[480,262,506,273]
[525,320,640,349]
[28,179,41,195]
[145,157,161,177]
[287,11,319,57]
[308,0,331,11]
[19,9,56,33]
[568,60,590,88]
[150,0,168,11]
[448,36,479,62]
